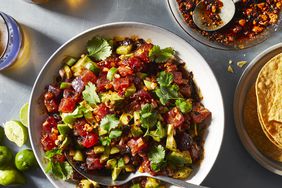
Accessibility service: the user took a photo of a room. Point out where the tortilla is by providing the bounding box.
[244,85,282,162]
[256,53,282,149]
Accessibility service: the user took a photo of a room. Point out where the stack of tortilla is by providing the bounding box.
[244,53,282,162]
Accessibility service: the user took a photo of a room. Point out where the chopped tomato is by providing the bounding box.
[118,65,133,76]
[53,154,66,163]
[79,132,99,148]
[166,107,185,128]
[93,103,109,121]
[86,157,103,170]
[73,119,88,137]
[134,43,153,63]
[41,134,57,151]
[96,74,112,92]
[81,70,97,84]
[127,57,144,71]
[42,116,57,133]
[58,98,76,113]
[97,57,119,69]
[191,103,211,124]
[173,71,182,84]
[113,77,130,92]
[44,97,58,113]
[127,138,147,156]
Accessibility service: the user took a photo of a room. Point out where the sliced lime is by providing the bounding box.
[4,121,28,147]
[19,103,29,127]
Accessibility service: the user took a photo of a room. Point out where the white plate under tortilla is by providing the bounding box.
[234,43,282,175]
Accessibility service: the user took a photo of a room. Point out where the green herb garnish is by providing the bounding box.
[87,36,112,61]
[149,45,175,63]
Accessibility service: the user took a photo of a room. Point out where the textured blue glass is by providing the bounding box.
[0,12,22,71]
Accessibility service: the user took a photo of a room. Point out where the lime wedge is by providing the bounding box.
[4,121,28,147]
[19,103,29,127]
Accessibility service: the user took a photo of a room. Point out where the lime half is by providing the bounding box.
[19,103,29,127]
[4,121,28,147]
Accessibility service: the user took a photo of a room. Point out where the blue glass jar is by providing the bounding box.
[0,12,23,71]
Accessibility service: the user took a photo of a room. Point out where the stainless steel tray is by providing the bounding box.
[234,43,282,175]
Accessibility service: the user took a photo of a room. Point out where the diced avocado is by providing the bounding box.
[167,151,192,167]
[136,72,148,79]
[65,57,77,67]
[166,124,177,151]
[172,167,193,179]
[130,184,141,188]
[63,65,72,79]
[144,80,157,90]
[130,125,143,137]
[145,178,161,188]
[85,62,100,74]
[106,159,117,169]
[73,150,84,162]
[116,45,132,55]
[93,146,105,154]
[110,147,120,155]
[125,165,135,172]
[71,56,99,76]
[100,147,110,162]
[98,128,108,136]
[119,113,133,125]
[107,67,118,81]
[124,84,136,97]
[100,91,124,105]
[117,158,125,168]
[57,124,71,135]
[60,82,72,89]
[133,111,141,126]
[78,179,100,188]
[59,136,70,149]
[112,167,122,181]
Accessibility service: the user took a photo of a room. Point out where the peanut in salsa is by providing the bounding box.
[177,0,282,46]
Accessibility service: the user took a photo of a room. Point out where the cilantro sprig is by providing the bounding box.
[100,114,122,146]
[82,83,100,105]
[149,45,175,63]
[140,104,158,133]
[44,149,73,180]
[148,145,166,172]
[87,36,112,61]
[155,71,180,105]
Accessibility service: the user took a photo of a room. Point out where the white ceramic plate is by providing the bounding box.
[29,22,224,188]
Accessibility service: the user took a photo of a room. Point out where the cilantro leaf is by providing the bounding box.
[82,83,100,105]
[100,137,111,146]
[100,114,119,132]
[140,104,158,131]
[155,84,179,105]
[157,71,173,86]
[109,129,122,139]
[45,149,62,159]
[149,45,175,63]
[147,121,166,142]
[148,145,166,171]
[175,99,192,113]
[87,36,112,61]
[44,150,73,180]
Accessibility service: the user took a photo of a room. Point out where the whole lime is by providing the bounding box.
[0,146,13,170]
[0,168,26,185]
[15,149,37,171]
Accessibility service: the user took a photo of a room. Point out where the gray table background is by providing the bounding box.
[0,0,281,187]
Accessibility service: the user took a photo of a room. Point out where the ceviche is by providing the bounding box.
[41,36,211,187]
